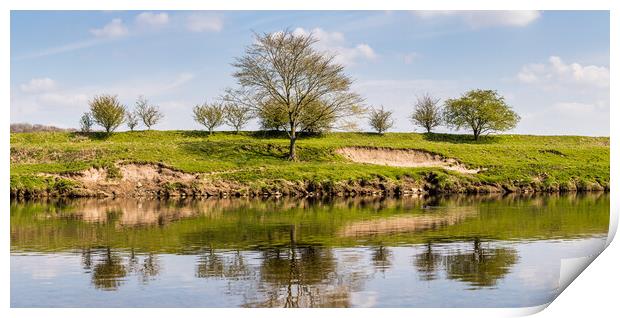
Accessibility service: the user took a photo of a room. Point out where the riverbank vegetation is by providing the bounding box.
[9,31,608,198]
[10,130,609,198]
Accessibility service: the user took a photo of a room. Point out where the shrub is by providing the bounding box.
[411,94,442,133]
[224,103,253,133]
[79,113,94,133]
[193,102,225,135]
[126,111,139,131]
[368,106,394,134]
[89,94,126,134]
[135,96,164,130]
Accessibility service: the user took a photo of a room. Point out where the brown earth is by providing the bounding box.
[31,161,433,198]
[335,147,482,174]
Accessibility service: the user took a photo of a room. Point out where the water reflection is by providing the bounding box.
[84,248,127,291]
[252,246,344,307]
[66,239,523,298]
[414,242,442,281]
[196,249,251,280]
[371,246,392,275]
[80,248,162,291]
[442,239,518,289]
[10,193,610,307]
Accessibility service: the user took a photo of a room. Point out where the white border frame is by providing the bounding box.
[2,1,616,317]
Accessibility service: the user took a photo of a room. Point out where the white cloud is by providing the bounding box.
[38,92,90,109]
[552,101,608,115]
[90,18,129,38]
[18,14,171,60]
[11,72,196,126]
[517,56,610,88]
[292,27,377,66]
[135,12,169,27]
[186,14,223,32]
[20,78,56,93]
[163,72,195,91]
[14,39,105,61]
[519,99,610,136]
[413,11,541,29]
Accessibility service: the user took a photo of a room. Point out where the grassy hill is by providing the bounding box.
[9,130,610,197]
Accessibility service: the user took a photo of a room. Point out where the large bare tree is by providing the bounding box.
[225,30,363,161]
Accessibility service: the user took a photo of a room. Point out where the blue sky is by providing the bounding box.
[10,10,610,135]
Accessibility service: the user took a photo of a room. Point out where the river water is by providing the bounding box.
[10,193,609,308]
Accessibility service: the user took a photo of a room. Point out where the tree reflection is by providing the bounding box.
[414,242,441,281]
[196,249,250,280]
[247,245,349,308]
[136,252,160,283]
[81,247,161,290]
[90,247,127,291]
[371,245,392,275]
[81,248,92,270]
[196,249,225,278]
[442,238,518,288]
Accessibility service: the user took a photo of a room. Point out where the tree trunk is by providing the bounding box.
[473,129,480,141]
[288,134,297,161]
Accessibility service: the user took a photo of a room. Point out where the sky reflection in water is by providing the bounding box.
[10,193,609,307]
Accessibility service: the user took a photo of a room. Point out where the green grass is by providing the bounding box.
[10,130,610,194]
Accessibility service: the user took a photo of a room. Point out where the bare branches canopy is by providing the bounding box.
[225,29,363,160]
[411,94,442,133]
[126,111,139,131]
[193,102,225,135]
[368,106,394,134]
[224,103,253,133]
[135,96,164,130]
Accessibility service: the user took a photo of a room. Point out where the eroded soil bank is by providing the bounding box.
[10,160,608,199]
[335,147,482,174]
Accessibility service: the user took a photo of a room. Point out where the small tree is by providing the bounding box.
[135,96,164,130]
[89,94,126,134]
[444,89,520,140]
[224,103,253,133]
[126,111,139,131]
[193,102,225,135]
[80,112,94,133]
[256,99,344,134]
[368,106,394,134]
[257,100,288,131]
[298,100,341,134]
[411,94,442,133]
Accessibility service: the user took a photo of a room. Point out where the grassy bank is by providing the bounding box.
[10,130,610,197]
